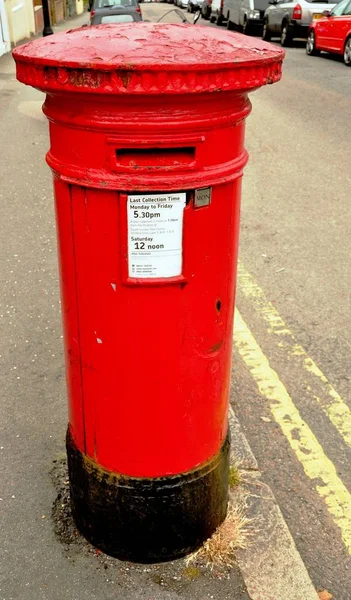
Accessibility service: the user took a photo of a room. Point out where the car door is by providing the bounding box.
[271,0,288,32]
[232,0,241,24]
[266,0,280,32]
[239,0,250,25]
[314,13,334,49]
[334,0,351,51]
[319,0,350,50]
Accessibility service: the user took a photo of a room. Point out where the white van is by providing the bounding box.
[210,0,225,24]
[223,0,271,33]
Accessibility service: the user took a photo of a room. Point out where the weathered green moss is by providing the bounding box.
[228,465,240,488]
[182,566,201,580]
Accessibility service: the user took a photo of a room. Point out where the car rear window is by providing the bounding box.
[96,0,137,7]
[100,13,135,21]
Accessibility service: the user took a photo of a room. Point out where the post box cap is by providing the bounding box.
[13,23,284,95]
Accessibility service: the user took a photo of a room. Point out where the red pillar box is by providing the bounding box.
[13,25,283,563]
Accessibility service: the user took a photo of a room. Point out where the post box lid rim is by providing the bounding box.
[13,23,284,95]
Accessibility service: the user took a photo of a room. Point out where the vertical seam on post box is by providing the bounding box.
[69,183,87,455]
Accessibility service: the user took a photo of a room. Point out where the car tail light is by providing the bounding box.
[91,8,95,16]
[220,0,223,6]
[292,3,302,19]
[136,5,141,12]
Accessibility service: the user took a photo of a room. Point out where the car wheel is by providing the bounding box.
[344,37,351,66]
[281,21,293,46]
[217,13,224,24]
[306,30,319,56]
[262,19,271,41]
[227,16,235,29]
[210,13,216,22]
[243,18,251,35]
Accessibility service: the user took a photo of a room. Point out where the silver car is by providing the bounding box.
[262,0,336,45]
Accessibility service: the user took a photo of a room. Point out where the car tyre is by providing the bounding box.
[227,16,235,29]
[281,21,293,46]
[210,12,216,22]
[262,19,271,41]
[306,30,319,56]
[242,18,251,35]
[344,37,351,66]
[216,13,224,24]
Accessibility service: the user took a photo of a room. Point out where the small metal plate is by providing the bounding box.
[194,187,212,208]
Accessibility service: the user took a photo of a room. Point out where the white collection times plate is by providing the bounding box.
[127,192,186,279]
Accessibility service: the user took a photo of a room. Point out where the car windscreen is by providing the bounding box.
[96,0,137,7]
[253,0,271,10]
[100,13,135,20]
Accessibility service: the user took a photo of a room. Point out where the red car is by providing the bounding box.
[306,0,351,65]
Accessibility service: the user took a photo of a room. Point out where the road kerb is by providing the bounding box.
[229,406,319,600]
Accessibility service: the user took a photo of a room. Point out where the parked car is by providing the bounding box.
[201,0,212,18]
[210,0,225,23]
[224,0,271,34]
[89,0,142,22]
[306,0,351,64]
[187,0,204,12]
[262,0,336,45]
[90,7,142,22]
[175,0,189,7]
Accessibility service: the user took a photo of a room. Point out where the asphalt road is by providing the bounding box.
[1,7,350,599]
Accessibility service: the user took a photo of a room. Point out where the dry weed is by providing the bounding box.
[185,496,254,569]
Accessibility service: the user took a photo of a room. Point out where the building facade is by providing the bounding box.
[5,0,35,45]
[0,0,11,56]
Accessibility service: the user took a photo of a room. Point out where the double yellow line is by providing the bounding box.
[234,263,351,554]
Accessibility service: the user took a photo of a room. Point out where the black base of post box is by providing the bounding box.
[66,428,230,563]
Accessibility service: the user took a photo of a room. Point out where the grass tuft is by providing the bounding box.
[185,498,253,569]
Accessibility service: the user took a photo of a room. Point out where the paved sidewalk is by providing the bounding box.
[53,11,90,31]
